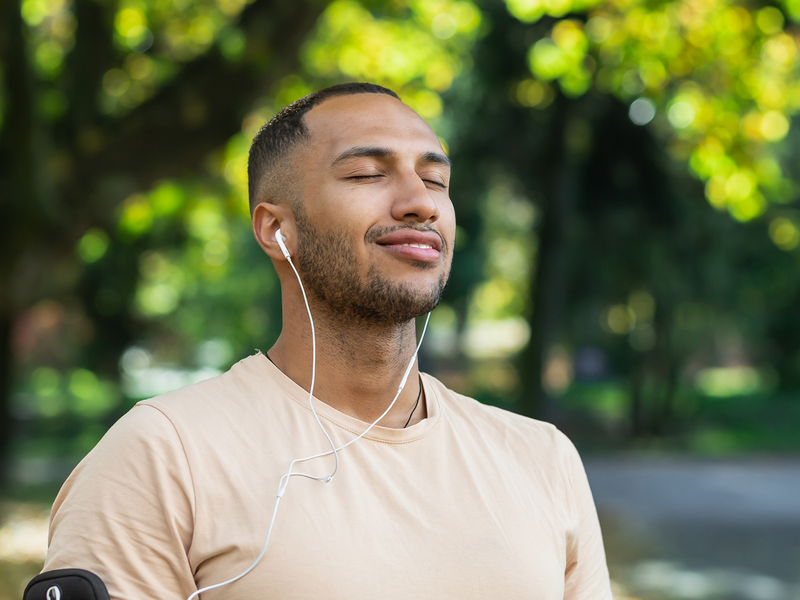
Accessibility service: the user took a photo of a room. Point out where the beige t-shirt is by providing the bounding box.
[44,354,612,600]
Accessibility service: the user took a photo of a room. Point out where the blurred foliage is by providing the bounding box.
[2,0,800,513]
[1,0,485,475]
[434,0,800,435]
[510,0,800,223]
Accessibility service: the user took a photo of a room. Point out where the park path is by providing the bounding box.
[584,457,800,599]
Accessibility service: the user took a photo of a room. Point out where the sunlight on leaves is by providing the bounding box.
[303,0,482,121]
[505,0,800,219]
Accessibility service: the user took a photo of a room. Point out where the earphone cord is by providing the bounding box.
[186,248,431,600]
[276,312,430,491]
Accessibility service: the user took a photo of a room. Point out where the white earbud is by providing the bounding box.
[275,228,291,259]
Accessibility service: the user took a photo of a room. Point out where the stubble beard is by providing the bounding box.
[293,207,449,325]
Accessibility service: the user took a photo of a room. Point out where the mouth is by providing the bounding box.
[374,228,444,263]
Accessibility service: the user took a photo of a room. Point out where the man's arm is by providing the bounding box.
[561,436,615,600]
[44,405,197,600]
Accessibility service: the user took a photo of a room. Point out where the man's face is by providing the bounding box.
[291,93,456,324]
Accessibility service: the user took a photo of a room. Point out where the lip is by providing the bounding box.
[375,229,444,263]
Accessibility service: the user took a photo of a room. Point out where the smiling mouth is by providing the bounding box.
[373,228,444,252]
[370,226,446,265]
[378,242,441,265]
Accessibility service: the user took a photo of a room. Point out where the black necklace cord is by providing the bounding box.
[403,378,423,428]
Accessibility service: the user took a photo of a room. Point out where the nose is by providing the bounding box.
[390,169,441,224]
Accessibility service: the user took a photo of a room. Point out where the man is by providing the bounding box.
[40,83,613,599]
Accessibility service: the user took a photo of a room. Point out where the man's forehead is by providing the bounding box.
[303,93,443,161]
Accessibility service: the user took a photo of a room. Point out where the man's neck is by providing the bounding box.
[267,299,426,428]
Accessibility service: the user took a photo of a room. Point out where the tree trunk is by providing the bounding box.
[0,0,36,484]
[518,95,576,420]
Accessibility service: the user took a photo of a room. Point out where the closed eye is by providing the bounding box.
[424,179,447,189]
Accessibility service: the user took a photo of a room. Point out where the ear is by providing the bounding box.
[252,202,295,261]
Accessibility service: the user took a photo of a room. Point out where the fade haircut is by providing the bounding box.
[247,82,400,215]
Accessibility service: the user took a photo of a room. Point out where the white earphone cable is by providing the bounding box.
[187,235,430,600]
[282,248,339,484]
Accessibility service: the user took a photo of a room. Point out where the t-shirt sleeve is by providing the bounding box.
[560,435,614,600]
[43,404,197,600]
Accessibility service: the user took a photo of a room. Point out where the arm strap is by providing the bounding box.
[24,569,110,600]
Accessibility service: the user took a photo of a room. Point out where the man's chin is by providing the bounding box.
[348,294,442,325]
[337,275,446,325]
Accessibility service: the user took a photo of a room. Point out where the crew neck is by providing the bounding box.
[242,353,441,444]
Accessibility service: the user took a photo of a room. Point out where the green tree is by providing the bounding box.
[0,0,482,479]
[443,0,800,434]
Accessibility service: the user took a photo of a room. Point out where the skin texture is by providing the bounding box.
[252,93,455,428]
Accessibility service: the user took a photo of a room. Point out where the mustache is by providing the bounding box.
[366,225,447,252]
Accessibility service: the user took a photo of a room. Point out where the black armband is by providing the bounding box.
[24,569,110,600]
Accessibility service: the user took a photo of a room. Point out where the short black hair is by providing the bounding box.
[247,82,400,215]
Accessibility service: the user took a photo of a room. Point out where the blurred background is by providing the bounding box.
[2,0,800,596]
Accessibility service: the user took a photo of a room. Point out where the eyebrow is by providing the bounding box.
[330,145,451,169]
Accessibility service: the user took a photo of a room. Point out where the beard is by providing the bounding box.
[293,207,450,325]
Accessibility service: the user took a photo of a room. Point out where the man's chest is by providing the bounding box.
[192,447,573,600]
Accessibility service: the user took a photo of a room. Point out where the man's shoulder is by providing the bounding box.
[136,353,268,414]
[88,353,286,474]
[424,373,573,451]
